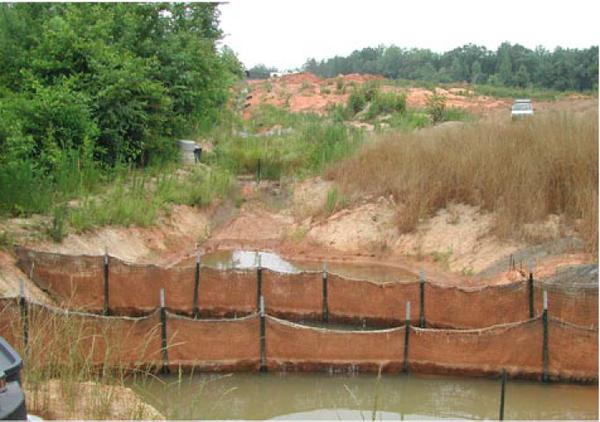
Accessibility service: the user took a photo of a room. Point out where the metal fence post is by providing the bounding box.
[192,252,201,318]
[528,274,534,319]
[419,269,425,328]
[259,295,267,372]
[256,254,262,311]
[322,262,329,323]
[527,260,534,318]
[103,247,110,316]
[18,279,28,353]
[403,301,411,373]
[160,288,169,374]
[499,369,507,420]
[542,290,549,382]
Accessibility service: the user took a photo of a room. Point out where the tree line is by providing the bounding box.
[0,2,242,170]
[302,43,598,91]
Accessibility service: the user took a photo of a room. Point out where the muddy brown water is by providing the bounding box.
[201,250,416,282]
[131,373,598,420]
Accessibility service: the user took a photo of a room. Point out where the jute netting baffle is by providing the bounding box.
[3,247,596,382]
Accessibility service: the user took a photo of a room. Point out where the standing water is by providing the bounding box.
[131,373,598,420]
[201,250,415,282]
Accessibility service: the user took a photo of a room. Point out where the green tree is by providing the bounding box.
[514,64,530,88]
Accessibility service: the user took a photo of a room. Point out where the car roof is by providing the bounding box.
[514,99,531,103]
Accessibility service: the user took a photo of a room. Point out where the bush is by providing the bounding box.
[347,88,366,115]
[425,91,447,123]
[366,91,406,119]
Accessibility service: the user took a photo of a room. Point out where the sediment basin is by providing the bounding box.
[131,372,599,420]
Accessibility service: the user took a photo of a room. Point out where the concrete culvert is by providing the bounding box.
[178,140,197,166]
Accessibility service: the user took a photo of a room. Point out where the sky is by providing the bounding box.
[219,0,600,71]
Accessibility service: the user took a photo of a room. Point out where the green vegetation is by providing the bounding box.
[328,82,469,130]
[425,91,447,123]
[325,187,348,215]
[304,43,598,92]
[246,64,278,79]
[0,3,242,219]
[207,105,363,181]
[67,165,233,232]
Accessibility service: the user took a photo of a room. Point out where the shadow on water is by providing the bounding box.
[201,250,415,282]
[130,372,598,420]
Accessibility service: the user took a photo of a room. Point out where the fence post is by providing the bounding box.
[259,295,267,373]
[403,301,411,373]
[159,288,170,374]
[192,252,201,318]
[257,158,262,182]
[528,268,534,319]
[18,279,28,353]
[256,254,262,311]
[542,290,549,382]
[419,269,425,328]
[499,368,507,420]
[322,262,329,323]
[103,247,110,316]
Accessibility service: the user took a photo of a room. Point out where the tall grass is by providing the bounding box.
[328,110,598,253]
[0,301,160,419]
[209,105,364,180]
[0,149,104,217]
[69,165,233,232]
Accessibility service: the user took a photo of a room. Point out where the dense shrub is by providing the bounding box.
[0,3,242,216]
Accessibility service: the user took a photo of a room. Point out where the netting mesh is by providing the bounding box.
[15,247,597,330]
[0,298,596,381]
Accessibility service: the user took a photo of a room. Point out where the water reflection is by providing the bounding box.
[201,249,415,282]
[131,373,598,420]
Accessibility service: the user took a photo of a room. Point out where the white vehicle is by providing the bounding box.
[511,99,534,119]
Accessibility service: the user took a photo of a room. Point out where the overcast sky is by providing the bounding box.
[219,0,600,71]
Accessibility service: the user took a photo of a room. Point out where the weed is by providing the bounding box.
[425,90,447,123]
[431,247,453,268]
[288,226,310,242]
[0,230,15,251]
[328,109,599,253]
[325,187,347,215]
[300,81,311,92]
[48,204,68,243]
[0,301,161,419]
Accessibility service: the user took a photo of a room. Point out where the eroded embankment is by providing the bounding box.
[14,247,598,329]
[0,298,596,383]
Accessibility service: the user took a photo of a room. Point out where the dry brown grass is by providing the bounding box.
[327,110,598,254]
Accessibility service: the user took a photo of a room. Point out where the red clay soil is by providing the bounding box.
[243,72,510,119]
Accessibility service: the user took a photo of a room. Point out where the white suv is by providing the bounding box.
[511,99,534,119]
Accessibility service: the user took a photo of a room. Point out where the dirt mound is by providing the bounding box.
[277,72,322,85]
[306,198,397,253]
[244,74,512,119]
[393,204,521,274]
[292,177,335,219]
[29,205,209,265]
[405,87,510,112]
[339,73,385,84]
